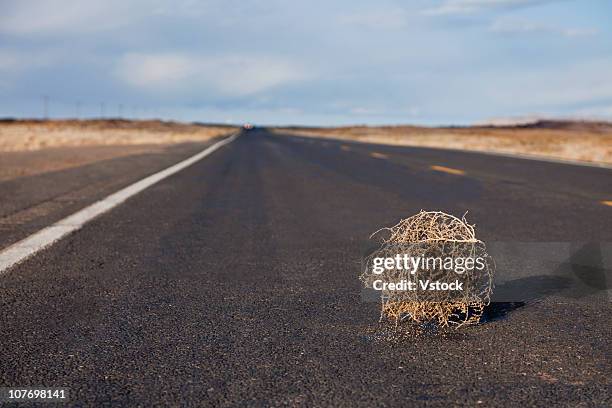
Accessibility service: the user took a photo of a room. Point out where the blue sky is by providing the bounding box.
[1,0,611,125]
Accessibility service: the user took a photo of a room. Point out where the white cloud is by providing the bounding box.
[481,58,612,108]
[0,52,19,72]
[423,0,554,16]
[490,19,597,37]
[0,49,62,92]
[339,10,408,30]
[0,49,59,74]
[114,52,308,97]
[116,54,197,87]
[0,0,143,35]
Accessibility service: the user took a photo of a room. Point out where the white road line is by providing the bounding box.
[0,133,238,275]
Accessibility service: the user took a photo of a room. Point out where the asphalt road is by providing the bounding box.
[0,141,217,249]
[0,129,610,406]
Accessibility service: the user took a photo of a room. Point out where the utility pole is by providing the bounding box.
[100,102,105,118]
[75,101,82,119]
[118,104,123,118]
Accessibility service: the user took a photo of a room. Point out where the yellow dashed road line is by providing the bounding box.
[370,152,388,159]
[340,145,351,151]
[430,165,465,175]
[601,200,612,207]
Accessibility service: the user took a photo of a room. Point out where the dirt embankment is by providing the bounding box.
[276,120,612,165]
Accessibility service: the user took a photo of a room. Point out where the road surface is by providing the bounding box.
[0,129,610,406]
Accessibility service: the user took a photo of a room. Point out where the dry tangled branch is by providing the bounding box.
[361,211,494,328]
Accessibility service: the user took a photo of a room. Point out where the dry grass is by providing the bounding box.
[0,119,235,152]
[277,121,612,165]
[361,211,494,329]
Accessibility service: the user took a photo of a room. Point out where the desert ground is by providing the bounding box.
[0,119,235,180]
[276,120,612,165]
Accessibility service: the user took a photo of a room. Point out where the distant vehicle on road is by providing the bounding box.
[243,123,254,130]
